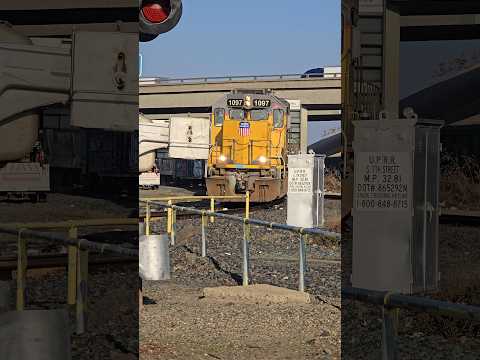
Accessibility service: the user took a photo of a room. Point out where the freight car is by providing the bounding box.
[42,107,138,193]
[207,90,298,202]
[156,151,205,186]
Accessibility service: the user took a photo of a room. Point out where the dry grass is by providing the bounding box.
[440,153,480,210]
[325,170,341,193]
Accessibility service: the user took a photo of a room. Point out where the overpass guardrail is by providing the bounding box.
[140,72,341,86]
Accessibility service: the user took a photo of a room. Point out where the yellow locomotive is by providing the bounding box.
[206,90,293,202]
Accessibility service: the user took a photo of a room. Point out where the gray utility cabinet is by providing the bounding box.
[352,116,443,294]
[287,153,325,229]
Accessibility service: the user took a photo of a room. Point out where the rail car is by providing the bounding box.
[207,90,297,202]
[41,107,138,193]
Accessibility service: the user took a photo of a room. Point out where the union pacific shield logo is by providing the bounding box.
[238,122,250,136]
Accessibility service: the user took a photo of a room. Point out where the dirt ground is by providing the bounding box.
[141,283,339,360]
[0,193,134,223]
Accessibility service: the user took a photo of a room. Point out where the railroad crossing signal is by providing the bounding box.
[139,0,183,42]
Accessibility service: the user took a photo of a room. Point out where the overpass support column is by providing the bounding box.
[300,107,308,153]
[383,6,400,117]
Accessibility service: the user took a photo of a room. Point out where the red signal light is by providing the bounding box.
[142,2,170,23]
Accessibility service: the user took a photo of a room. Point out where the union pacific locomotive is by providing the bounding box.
[207,90,297,202]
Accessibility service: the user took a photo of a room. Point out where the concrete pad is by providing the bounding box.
[203,284,313,304]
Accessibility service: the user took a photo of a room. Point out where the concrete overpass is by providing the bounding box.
[139,74,341,121]
[308,132,341,157]
[400,64,480,125]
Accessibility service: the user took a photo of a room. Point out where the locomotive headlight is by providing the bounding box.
[245,95,252,108]
[219,154,227,162]
[258,155,267,164]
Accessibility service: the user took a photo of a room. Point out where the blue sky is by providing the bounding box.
[140,0,341,145]
[140,0,340,78]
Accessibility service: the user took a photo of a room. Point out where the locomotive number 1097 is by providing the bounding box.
[227,99,244,107]
[253,99,271,107]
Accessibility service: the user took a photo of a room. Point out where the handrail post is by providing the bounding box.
[146,201,151,236]
[139,278,143,312]
[210,198,215,223]
[245,192,250,220]
[299,232,306,292]
[170,208,176,246]
[76,248,88,334]
[16,229,27,311]
[382,306,398,360]
[167,200,173,234]
[242,220,250,286]
[201,211,207,257]
[67,227,78,306]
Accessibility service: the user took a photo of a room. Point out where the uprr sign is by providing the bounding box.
[288,167,313,194]
[355,152,411,211]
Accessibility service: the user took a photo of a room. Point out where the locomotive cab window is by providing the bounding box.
[214,108,225,126]
[273,109,284,128]
[250,109,269,121]
[229,109,245,121]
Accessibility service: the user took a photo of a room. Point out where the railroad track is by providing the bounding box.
[139,193,341,220]
[139,200,284,220]
[0,252,136,278]
[440,208,480,225]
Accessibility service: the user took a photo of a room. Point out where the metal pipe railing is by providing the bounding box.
[153,203,340,239]
[343,287,480,321]
[0,221,137,335]
[343,287,480,359]
[141,193,250,238]
[145,202,340,292]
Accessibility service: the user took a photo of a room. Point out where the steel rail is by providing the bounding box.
[0,218,138,230]
[0,226,138,257]
[0,253,136,272]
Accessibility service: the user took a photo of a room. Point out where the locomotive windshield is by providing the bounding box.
[214,108,225,126]
[273,109,284,128]
[229,109,245,120]
[250,109,269,121]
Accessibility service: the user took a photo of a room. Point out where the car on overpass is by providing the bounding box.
[302,67,341,78]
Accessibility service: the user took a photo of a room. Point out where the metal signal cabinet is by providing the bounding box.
[352,116,443,294]
[287,153,325,228]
